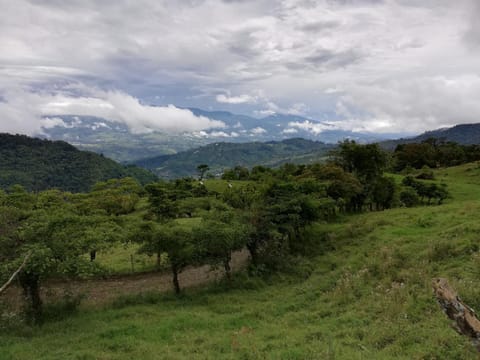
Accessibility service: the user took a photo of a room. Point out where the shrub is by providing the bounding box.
[400,188,420,207]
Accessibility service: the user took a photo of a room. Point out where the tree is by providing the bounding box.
[89,177,143,216]
[194,213,247,280]
[137,222,196,294]
[333,141,390,211]
[196,164,209,181]
[145,182,179,221]
[372,176,396,210]
[18,209,119,323]
[222,166,250,180]
[335,141,388,182]
[0,189,123,323]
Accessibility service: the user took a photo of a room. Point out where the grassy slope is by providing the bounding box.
[3,164,480,359]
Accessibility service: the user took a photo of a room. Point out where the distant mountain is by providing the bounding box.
[39,109,399,162]
[0,133,157,192]
[381,123,480,150]
[39,115,210,163]
[187,108,395,143]
[133,138,334,179]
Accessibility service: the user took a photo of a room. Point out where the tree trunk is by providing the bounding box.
[19,272,42,324]
[247,242,258,266]
[90,250,96,261]
[223,256,232,281]
[172,265,180,294]
[156,251,161,270]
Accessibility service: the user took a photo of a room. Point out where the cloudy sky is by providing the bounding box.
[1,0,480,136]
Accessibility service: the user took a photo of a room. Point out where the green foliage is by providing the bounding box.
[335,140,388,182]
[222,165,250,180]
[400,187,420,207]
[137,222,197,294]
[393,138,480,171]
[0,133,157,192]
[402,176,449,204]
[194,214,248,278]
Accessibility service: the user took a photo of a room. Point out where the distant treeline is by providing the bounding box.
[393,138,480,171]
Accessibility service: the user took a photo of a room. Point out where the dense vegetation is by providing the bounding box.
[0,134,158,192]
[133,138,333,179]
[4,139,480,358]
[393,138,480,171]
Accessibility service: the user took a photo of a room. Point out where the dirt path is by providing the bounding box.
[2,250,250,309]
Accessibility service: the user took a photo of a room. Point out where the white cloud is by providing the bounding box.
[216,93,256,104]
[209,131,231,137]
[0,87,225,135]
[287,103,309,116]
[193,130,240,138]
[39,117,67,129]
[282,128,298,134]
[288,121,331,135]
[251,127,266,135]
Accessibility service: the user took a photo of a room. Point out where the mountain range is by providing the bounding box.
[39,109,401,163]
[132,122,480,178]
[2,119,480,185]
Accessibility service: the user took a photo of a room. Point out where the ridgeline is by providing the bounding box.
[0,133,157,192]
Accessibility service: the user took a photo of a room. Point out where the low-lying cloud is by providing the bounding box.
[0,87,225,135]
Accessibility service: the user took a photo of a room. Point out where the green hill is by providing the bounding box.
[0,133,157,192]
[134,138,334,178]
[382,123,480,150]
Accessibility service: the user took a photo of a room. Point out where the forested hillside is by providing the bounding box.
[134,138,333,178]
[382,123,480,150]
[0,133,157,192]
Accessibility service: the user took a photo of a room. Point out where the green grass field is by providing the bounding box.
[2,164,480,359]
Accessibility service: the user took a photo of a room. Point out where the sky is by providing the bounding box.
[1,0,480,136]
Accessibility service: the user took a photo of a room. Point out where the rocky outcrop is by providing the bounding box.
[433,278,480,351]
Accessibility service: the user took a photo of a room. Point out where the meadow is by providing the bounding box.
[2,164,480,359]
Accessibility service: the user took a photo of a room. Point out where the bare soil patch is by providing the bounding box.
[2,250,249,310]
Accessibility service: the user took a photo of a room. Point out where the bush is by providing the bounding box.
[415,166,435,180]
[400,188,420,207]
